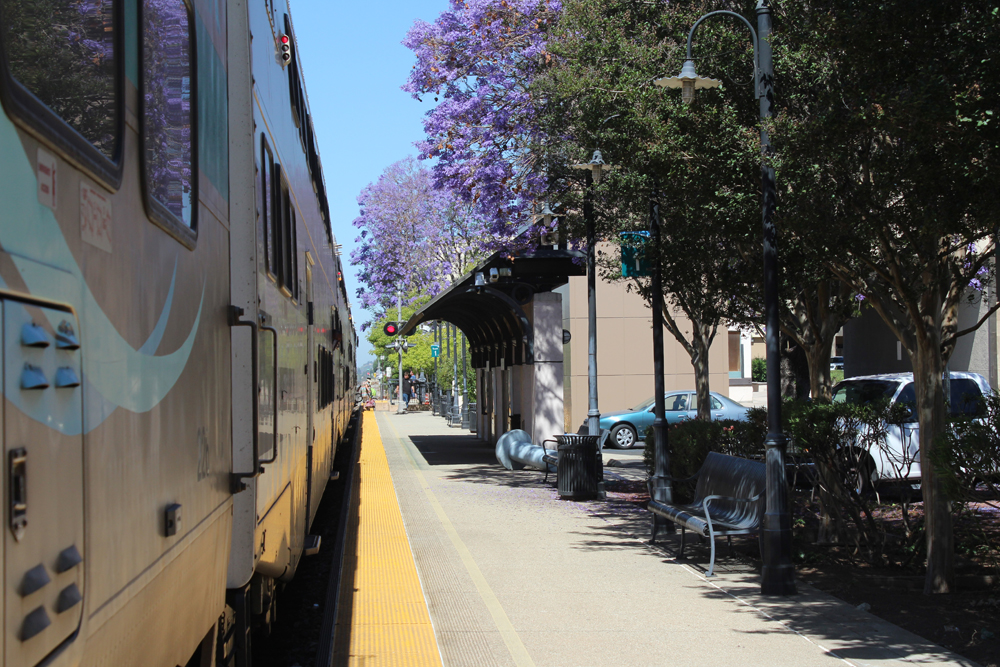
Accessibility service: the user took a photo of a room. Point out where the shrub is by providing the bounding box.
[751,357,767,382]
[933,391,1000,505]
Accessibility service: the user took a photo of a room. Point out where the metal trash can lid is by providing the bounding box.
[555,433,601,449]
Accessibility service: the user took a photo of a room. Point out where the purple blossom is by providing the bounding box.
[403,0,561,245]
[350,158,489,321]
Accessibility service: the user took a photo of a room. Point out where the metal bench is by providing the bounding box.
[647,452,766,576]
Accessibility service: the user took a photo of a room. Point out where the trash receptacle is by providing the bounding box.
[556,434,603,500]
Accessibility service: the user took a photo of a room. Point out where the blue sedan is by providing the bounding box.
[599,391,750,449]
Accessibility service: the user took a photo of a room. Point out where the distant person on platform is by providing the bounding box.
[401,370,413,409]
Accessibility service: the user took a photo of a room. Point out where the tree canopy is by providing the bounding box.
[351,157,488,322]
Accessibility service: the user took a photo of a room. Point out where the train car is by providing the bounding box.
[0,0,356,665]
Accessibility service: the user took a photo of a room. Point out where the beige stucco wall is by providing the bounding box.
[560,273,730,433]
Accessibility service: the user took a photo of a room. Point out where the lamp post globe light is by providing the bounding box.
[571,150,612,437]
[656,0,796,596]
[534,201,558,247]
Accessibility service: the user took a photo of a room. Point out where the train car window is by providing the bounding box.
[316,346,334,409]
[279,179,293,295]
[260,137,276,278]
[271,164,284,283]
[290,206,299,301]
[141,0,197,246]
[0,0,123,186]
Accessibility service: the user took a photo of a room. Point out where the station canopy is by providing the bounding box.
[398,247,585,368]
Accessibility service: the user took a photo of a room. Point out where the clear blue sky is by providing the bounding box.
[292,0,450,365]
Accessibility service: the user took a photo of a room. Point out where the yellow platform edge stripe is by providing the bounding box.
[333,411,443,666]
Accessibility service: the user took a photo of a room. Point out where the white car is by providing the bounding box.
[831,372,991,491]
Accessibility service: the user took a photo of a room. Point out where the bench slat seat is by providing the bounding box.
[646,499,759,537]
[647,452,766,576]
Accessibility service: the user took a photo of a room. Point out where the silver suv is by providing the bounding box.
[831,372,991,489]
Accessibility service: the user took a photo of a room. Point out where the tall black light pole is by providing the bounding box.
[649,195,673,528]
[571,151,612,436]
[433,321,440,413]
[656,0,795,595]
[452,323,460,423]
[461,332,469,427]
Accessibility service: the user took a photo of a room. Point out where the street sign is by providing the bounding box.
[431,343,440,358]
[620,231,652,278]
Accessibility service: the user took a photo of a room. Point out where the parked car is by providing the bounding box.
[830,356,844,371]
[598,391,750,449]
[830,372,991,491]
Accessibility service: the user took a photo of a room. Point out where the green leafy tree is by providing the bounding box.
[772,0,1000,592]
[535,0,761,420]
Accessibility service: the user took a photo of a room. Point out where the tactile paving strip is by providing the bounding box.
[333,411,443,666]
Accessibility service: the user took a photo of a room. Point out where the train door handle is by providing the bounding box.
[228,307,260,493]
[10,448,27,541]
[259,323,279,465]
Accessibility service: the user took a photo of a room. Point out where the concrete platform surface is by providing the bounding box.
[373,411,978,667]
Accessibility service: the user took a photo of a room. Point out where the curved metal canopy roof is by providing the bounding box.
[399,248,585,368]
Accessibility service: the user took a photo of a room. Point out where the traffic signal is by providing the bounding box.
[278,34,291,66]
[383,321,404,336]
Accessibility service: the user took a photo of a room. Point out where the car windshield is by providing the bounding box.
[832,380,899,405]
[632,397,655,411]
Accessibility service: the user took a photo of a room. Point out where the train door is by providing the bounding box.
[2,298,85,667]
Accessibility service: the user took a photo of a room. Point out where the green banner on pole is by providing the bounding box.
[620,231,651,278]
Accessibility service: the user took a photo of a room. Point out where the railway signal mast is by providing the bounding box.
[385,291,416,413]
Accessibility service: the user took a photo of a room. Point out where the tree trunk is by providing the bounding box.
[806,342,835,402]
[660,307,716,422]
[913,337,954,594]
[693,334,712,421]
[780,334,810,400]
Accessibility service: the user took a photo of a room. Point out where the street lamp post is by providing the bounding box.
[461,332,469,428]
[571,150,612,437]
[433,321,440,414]
[452,323,460,425]
[648,194,673,534]
[656,0,795,595]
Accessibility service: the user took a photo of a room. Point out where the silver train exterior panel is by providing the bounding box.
[0,0,357,665]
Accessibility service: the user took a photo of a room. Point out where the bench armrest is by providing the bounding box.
[701,491,764,544]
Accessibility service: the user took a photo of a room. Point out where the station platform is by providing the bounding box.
[332,410,976,667]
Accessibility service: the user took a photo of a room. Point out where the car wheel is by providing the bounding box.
[610,423,638,449]
[840,449,875,496]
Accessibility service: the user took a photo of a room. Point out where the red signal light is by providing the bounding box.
[384,323,398,335]
[278,34,292,66]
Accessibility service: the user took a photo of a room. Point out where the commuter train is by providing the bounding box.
[0,0,357,665]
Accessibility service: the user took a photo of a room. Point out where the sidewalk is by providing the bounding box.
[371,411,977,667]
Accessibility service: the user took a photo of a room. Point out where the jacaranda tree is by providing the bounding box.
[404,0,561,245]
[351,157,488,323]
